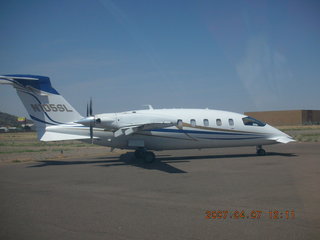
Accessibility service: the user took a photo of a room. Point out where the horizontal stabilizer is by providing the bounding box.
[40,131,96,141]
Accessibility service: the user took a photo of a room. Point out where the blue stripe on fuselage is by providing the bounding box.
[150,128,261,136]
[198,136,264,140]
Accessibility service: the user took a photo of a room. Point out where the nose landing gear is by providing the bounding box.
[256,145,266,156]
[134,148,156,163]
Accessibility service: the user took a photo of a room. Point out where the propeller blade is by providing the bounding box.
[86,103,89,117]
[89,97,93,116]
[84,97,94,143]
[90,124,93,144]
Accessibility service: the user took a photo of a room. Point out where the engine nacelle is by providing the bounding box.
[94,114,117,130]
[77,111,177,132]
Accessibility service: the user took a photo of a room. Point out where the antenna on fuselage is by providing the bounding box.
[143,105,154,110]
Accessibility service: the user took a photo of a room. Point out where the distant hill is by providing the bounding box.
[0,112,33,127]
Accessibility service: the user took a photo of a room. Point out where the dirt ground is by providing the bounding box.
[278,125,320,142]
[0,132,123,164]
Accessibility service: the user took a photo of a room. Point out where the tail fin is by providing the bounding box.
[0,74,83,140]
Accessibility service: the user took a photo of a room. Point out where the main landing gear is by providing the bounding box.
[134,148,156,163]
[256,145,266,156]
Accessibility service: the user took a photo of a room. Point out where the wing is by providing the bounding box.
[113,121,174,137]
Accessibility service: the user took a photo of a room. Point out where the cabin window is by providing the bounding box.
[190,119,196,127]
[177,119,183,128]
[242,116,266,127]
[203,119,209,127]
[216,119,222,126]
[228,118,234,126]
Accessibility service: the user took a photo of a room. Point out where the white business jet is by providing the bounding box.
[0,75,294,163]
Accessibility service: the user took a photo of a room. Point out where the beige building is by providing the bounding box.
[244,110,320,126]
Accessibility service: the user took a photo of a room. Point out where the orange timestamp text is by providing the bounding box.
[205,210,295,220]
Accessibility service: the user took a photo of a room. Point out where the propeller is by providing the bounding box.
[76,98,101,143]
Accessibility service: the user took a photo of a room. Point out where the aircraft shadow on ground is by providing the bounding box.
[28,151,297,174]
[158,152,297,161]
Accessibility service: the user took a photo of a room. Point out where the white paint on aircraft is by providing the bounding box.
[0,74,295,162]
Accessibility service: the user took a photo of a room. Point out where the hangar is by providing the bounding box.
[244,110,320,126]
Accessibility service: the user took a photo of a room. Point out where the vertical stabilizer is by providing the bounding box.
[0,75,82,140]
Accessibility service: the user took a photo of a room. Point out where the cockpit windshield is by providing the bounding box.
[242,116,266,127]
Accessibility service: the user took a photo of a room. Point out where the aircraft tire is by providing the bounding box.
[143,151,156,163]
[257,148,266,156]
[134,148,145,159]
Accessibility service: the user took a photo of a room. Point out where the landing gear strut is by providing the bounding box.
[134,148,156,163]
[256,145,266,156]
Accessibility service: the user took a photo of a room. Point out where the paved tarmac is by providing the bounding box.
[0,142,319,240]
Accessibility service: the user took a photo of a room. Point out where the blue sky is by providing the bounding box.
[1,0,319,117]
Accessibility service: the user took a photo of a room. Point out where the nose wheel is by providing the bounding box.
[256,145,266,156]
[134,148,156,163]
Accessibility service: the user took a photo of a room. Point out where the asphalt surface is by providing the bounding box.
[0,142,319,240]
